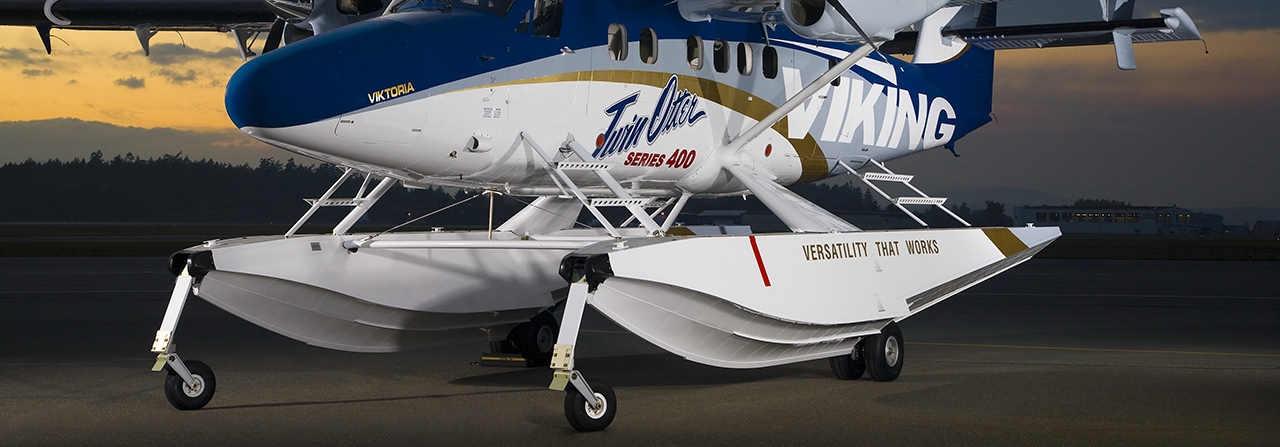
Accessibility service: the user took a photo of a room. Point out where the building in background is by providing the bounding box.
[1016,205,1231,234]
[1253,220,1280,235]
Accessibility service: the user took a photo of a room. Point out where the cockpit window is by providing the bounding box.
[531,0,564,38]
[386,0,515,18]
[339,0,386,15]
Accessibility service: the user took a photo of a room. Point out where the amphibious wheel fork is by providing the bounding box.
[549,253,618,432]
[151,251,217,410]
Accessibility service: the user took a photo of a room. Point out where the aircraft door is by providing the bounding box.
[334,102,427,146]
[508,57,591,123]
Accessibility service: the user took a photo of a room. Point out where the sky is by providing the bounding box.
[1,1,1278,222]
[893,0,1280,220]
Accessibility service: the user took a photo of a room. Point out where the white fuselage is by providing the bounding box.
[243,37,959,197]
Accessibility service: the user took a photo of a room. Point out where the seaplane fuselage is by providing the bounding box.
[226,1,989,196]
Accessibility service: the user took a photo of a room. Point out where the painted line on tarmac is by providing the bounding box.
[582,331,1280,358]
[0,289,169,294]
[912,342,1280,358]
[966,292,1280,300]
[583,329,1280,359]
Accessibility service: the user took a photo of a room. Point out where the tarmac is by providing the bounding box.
[1,257,1278,446]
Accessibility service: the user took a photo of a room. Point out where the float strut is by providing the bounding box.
[150,265,197,387]
[548,281,600,409]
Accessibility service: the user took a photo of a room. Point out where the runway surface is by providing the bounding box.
[1,257,1277,446]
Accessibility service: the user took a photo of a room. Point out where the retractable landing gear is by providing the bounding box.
[516,312,559,366]
[563,375,616,432]
[549,254,617,431]
[484,311,559,367]
[162,356,216,410]
[865,322,904,382]
[828,322,903,382]
[152,252,217,410]
[829,339,866,380]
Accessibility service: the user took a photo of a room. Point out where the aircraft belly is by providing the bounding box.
[578,227,1060,368]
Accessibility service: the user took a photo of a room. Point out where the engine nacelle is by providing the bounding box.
[677,0,782,22]
[264,0,384,35]
[780,0,950,42]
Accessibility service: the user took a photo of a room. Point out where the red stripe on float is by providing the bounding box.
[749,235,771,287]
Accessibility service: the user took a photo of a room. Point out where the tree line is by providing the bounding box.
[1,152,1015,228]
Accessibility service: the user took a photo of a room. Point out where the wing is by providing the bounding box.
[947,8,1202,51]
[0,0,275,29]
[882,7,1202,70]
[0,0,386,57]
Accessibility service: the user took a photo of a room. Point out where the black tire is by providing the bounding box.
[829,341,866,380]
[866,322,904,382]
[515,312,558,367]
[564,378,616,432]
[164,360,216,410]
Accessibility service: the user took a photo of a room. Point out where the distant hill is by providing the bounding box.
[0,118,271,166]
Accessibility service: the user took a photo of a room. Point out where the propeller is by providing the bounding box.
[263,18,286,53]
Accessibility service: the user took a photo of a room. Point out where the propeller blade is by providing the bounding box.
[36,24,52,54]
[263,18,285,53]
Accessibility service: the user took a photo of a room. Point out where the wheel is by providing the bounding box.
[514,312,558,367]
[564,378,616,432]
[866,322,904,382]
[164,360,216,410]
[828,340,866,380]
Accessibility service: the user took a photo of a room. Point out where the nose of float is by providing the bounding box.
[225,18,420,130]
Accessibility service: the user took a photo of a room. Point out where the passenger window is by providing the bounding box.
[515,10,531,33]
[531,0,564,38]
[686,36,703,70]
[737,42,752,75]
[640,28,658,64]
[762,45,778,79]
[828,58,840,86]
[713,39,729,73]
[608,24,628,61]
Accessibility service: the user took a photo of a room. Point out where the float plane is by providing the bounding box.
[2,0,1204,431]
